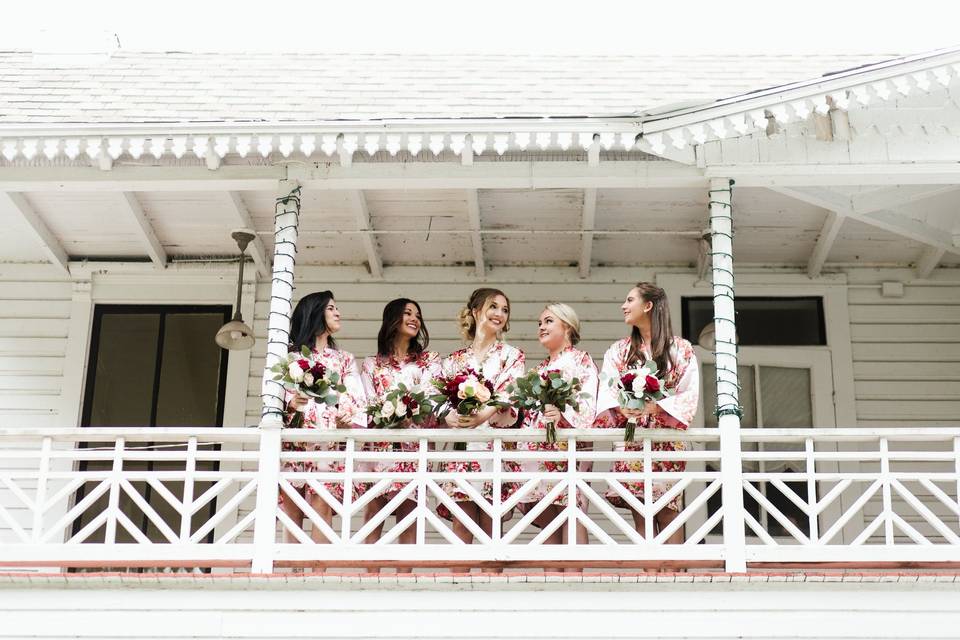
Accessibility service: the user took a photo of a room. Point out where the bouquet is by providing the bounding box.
[270,346,347,428]
[430,368,504,450]
[508,369,589,444]
[367,382,434,429]
[612,362,668,442]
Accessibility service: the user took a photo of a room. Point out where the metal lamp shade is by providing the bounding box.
[215,318,255,350]
[697,322,738,351]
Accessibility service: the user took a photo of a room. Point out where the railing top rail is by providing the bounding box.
[1,426,958,444]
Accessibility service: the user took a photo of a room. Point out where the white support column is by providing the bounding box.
[252,180,301,573]
[708,177,747,573]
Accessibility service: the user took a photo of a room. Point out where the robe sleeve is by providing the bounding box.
[489,346,525,427]
[336,351,368,429]
[560,350,599,430]
[655,343,699,428]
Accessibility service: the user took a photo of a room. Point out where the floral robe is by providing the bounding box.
[437,341,525,520]
[594,336,699,512]
[280,346,366,504]
[358,351,442,500]
[517,346,599,511]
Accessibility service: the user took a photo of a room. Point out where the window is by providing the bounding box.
[682,297,826,346]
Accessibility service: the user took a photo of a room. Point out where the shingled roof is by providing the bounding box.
[0,51,897,125]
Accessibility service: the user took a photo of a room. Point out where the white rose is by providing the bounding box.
[288,362,305,382]
[631,376,646,394]
[380,400,395,419]
[474,385,492,403]
[303,372,315,387]
[395,401,408,417]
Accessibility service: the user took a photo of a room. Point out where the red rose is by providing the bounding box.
[644,375,660,393]
[297,359,310,371]
[621,373,637,388]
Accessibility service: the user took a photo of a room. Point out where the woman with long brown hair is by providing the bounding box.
[594,282,700,547]
[358,298,441,565]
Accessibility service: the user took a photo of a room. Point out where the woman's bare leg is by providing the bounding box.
[279,496,305,545]
[363,497,388,544]
[394,500,418,574]
[449,502,480,573]
[655,508,684,544]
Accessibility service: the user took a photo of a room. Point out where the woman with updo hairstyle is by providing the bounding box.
[357,298,441,563]
[280,290,367,544]
[594,282,699,548]
[438,288,525,549]
[516,303,599,550]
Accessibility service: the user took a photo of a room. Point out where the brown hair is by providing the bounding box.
[377,298,429,357]
[458,288,511,340]
[626,282,676,375]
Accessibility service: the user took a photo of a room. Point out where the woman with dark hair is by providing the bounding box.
[358,298,441,560]
[438,288,525,550]
[594,282,699,547]
[280,290,366,545]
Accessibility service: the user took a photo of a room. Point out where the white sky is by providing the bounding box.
[4,0,960,55]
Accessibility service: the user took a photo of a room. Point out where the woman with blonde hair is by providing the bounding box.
[438,288,525,550]
[594,282,699,548]
[517,303,599,551]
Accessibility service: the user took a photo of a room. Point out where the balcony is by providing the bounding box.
[1,426,958,573]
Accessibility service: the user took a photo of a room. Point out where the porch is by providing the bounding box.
[1,425,958,574]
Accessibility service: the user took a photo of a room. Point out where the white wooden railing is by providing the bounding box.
[0,427,958,573]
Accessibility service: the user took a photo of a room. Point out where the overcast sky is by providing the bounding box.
[5,0,960,55]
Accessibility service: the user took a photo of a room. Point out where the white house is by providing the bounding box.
[0,48,958,638]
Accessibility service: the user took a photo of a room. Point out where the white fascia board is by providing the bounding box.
[642,48,960,133]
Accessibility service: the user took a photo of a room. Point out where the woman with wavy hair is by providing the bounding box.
[280,290,366,545]
[438,288,525,550]
[358,298,441,563]
[594,282,699,548]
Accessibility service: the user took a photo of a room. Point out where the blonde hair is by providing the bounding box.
[458,288,511,340]
[544,302,581,345]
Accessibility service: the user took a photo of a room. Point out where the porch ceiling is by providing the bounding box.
[1,182,957,271]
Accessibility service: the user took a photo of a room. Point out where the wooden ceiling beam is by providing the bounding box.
[348,190,383,279]
[770,186,958,256]
[119,192,167,268]
[223,191,270,279]
[579,188,597,279]
[915,247,946,279]
[807,210,845,278]
[465,189,485,278]
[0,191,69,273]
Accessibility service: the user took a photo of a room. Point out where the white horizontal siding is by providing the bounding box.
[848,280,960,427]
[1,581,959,639]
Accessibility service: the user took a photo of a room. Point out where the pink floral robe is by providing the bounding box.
[437,341,525,520]
[358,351,442,501]
[594,336,699,512]
[280,346,366,504]
[517,346,599,511]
